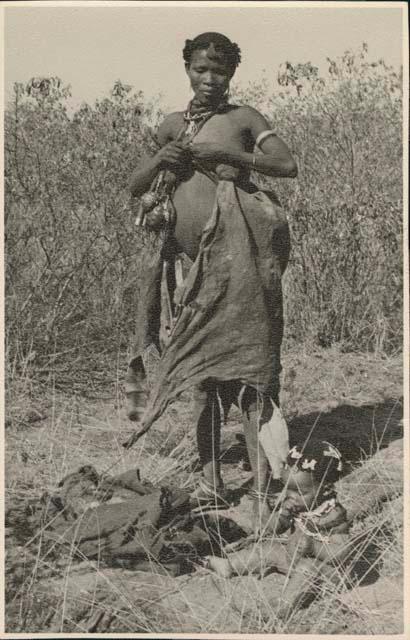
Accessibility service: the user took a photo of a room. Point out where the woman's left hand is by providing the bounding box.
[189,143,227,163]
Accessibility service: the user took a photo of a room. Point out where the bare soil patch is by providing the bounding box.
[5,347,403,634]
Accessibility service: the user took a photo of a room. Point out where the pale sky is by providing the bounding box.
[4,3,405,112]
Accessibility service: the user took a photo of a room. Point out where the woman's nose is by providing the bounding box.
[203,72,216,84]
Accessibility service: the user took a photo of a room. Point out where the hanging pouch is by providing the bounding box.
[135,111,219,232]
[135,172,176,231]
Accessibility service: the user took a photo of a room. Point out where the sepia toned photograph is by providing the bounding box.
[2,1,408,636]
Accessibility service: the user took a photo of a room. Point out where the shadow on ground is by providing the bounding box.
[288,397,403,469]
[219,397,403,473]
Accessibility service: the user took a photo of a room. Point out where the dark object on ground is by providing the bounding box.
[21,465,246,576]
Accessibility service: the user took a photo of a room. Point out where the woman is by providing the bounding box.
[127,32,297,529]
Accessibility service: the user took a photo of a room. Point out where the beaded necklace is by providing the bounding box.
[183,96,229,139]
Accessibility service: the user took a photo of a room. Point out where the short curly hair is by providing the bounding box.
[183,32,241,73]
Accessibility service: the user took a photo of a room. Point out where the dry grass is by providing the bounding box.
[5,51,403,377]
[4,48,404,634]
[4,346,403,634]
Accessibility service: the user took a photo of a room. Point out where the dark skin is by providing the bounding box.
[207,468,352,620]
[128,49,297,197]
[128,48,297,530]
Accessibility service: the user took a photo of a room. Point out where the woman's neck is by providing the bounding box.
[187,94,229,117]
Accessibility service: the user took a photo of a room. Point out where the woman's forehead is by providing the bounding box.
[189,48,231,69]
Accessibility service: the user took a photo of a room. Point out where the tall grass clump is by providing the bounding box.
[5,45,403,383]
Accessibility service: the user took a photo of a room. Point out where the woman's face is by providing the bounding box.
[186,48,233,105]
[280,467,321,516]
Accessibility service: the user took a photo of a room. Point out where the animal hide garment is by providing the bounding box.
[128,180,290,443]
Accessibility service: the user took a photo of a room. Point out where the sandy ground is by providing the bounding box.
[4,347,404,634]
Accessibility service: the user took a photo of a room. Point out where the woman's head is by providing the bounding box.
[280,440,343,513]
[183,32,241,105]
[183,33,241,72]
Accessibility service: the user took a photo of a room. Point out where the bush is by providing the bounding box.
[233,44,402,351]
[4,45,403,382]
[5,79,162,374]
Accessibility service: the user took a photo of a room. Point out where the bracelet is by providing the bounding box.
[252,154,257,169]
[255,130,277,150]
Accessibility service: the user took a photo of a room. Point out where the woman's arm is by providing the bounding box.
[246,106,298,177]
[190,106,298,178]
[128,154,163,198]
[128,113,189,197]
[224,140,297,178]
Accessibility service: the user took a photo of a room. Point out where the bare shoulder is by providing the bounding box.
[157,111,185,144]
[228,105,270,140]
[230,105,267,125]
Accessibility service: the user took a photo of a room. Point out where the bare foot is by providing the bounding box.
[206,556,233,578]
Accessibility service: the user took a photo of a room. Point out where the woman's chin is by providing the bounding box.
[196,92,222,105]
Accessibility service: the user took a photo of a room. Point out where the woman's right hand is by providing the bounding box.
[156,141,190,170]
